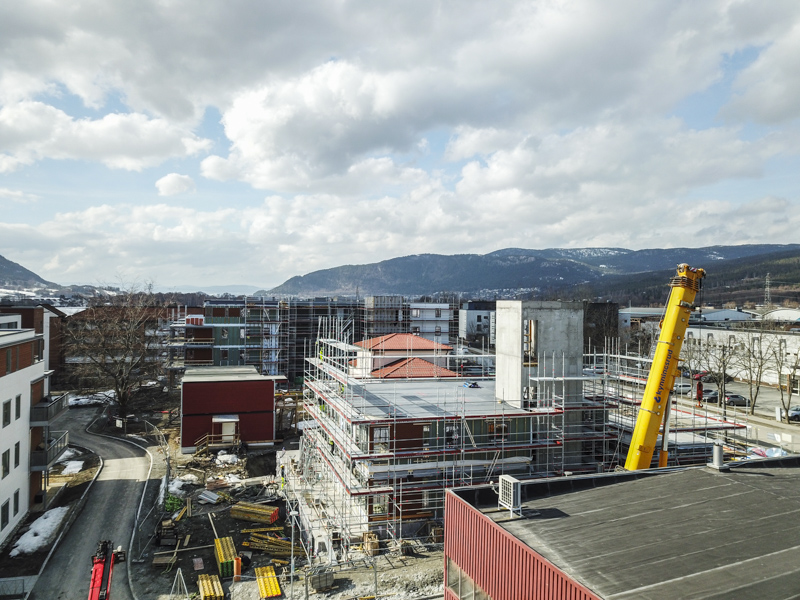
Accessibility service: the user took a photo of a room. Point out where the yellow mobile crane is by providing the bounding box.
[624,264,705,470]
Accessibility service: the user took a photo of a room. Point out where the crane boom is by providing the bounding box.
[624,264,705,470]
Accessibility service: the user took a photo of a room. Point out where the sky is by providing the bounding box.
[1,1,800,291]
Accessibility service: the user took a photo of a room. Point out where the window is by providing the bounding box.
[477,315,482,322]
[434,326,442,336]
[411,326,421,335]
[13,490,19,516]
[1,500,8,530]
[5,349,10,373]
[372,495,388,515]
[15,395,20,420]
[2,450,9,478]
[14,442,19,468]
[2,400,9,427]
[373,426,390,452]
[435,308,442,318]
[447,558,492,600]
[411,309,420,318]
[221,328,228,339]
[422,424,431,448]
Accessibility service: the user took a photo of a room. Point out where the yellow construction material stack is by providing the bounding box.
[230,502,280,523]
[255,566,282,599]
[242,533,303,556]
[198,574,224,600]
[214,536,237,577]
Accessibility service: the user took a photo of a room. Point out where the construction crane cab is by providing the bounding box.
[624,264,705,470]
[88,540,126,600]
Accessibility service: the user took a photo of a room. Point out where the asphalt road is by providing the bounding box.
[30,407,151,600]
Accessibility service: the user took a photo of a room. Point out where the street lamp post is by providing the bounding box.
[290,509,299,599]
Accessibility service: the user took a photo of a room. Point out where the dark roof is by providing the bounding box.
[457,457,800,600]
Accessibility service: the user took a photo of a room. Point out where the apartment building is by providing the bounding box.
[0,304,66,381]
[0,325,67,549]
[458,301,496,347]
[408,302,451,342]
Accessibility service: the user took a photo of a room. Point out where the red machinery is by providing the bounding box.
[88,540,126,600]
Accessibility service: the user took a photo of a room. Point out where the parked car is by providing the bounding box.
[702,390,719,403]
[701,372,734,384]
[724,394,750,407]
[788,406,800,422]
[672,382,692,395]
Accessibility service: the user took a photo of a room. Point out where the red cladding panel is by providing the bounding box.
[444,493,601,600]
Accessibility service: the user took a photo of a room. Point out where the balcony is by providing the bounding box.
[30,430,69,471]
[30,393,69,426]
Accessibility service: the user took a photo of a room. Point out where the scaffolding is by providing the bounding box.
[286,328,751,562]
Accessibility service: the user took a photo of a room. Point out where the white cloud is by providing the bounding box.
[1,1,800,287]
[0,102,211,172]
[155,173,196,196]
[0,187,38,203]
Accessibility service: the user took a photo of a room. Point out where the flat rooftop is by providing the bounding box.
[309,376,544,422]
[455,457,800,599]
[183,366,286,383]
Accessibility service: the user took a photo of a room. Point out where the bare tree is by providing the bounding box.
[64,284,167,414]
[730,323,780,415]
[770,338,800,423]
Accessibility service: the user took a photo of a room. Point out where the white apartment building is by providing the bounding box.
[408,302,451,342]
[0,326,67,549]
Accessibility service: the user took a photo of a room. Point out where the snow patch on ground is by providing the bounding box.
[56,448,79,462]
[168,478,186,496]
[60,461,84,475]
[68,390,116,406]
[9,507,69,557]
[215,451,239,465]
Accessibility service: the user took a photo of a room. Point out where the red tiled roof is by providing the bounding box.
[371,357,459,379]
[355,333,453,352]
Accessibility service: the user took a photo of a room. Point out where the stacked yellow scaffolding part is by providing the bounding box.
[255,566,282,598]
[198,574,224,600]
[214,536,237,577]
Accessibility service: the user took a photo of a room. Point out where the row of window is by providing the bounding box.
[0,490,21,530]
[2,395,21,427]
[2,443,21,478]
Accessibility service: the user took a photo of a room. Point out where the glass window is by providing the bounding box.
[14,442,19,468]
[435,309,442,318]
[13,490,19,516]
[2,400,9,427]
[435,326,442,336]
[15,395,20,420]
[372,495,388,515]
[411,309,420,318]
[2,450,9,478]
[1,500,8,529]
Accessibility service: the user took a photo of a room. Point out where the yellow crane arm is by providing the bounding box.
[624,264,705,470]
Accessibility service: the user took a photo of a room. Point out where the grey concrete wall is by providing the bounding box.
[495,301,584,406]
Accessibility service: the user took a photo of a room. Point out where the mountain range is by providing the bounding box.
[266,244,800,299]
[3,244,800,305]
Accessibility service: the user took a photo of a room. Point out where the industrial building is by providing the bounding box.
[444,456,800,600]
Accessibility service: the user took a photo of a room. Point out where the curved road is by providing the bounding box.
[30,408,151,600]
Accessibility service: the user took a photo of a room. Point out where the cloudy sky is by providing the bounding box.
[1,1,799,290]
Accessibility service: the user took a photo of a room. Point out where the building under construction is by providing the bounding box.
[284,301,749,559]
[164,296,460,386]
